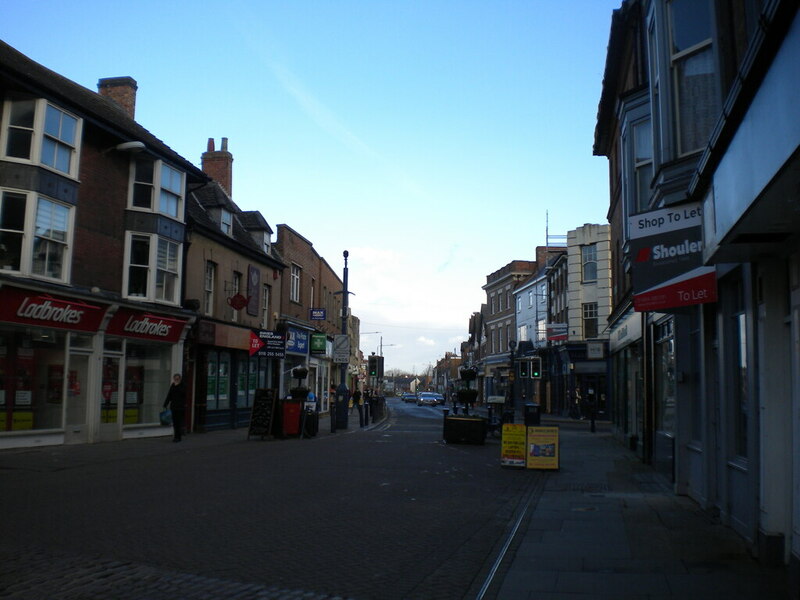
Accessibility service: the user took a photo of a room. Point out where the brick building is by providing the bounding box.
[274,224,358,412]
[183,138,286,431]
[0,41,206,447]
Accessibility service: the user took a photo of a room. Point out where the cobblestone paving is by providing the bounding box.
[0,547,352,599]
[0,402,540,600]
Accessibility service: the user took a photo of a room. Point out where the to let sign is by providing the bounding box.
[629,202,717,311]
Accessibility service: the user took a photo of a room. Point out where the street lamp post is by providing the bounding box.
[335,250,351,430]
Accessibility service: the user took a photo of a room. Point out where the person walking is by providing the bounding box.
[352,388,364,427]
[163,373,186,442]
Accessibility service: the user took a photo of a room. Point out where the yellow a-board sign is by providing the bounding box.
[500,423,527,467]
[526,426,559,470]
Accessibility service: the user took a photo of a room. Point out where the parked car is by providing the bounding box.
[401,392,417,403]
[417,392,438,406]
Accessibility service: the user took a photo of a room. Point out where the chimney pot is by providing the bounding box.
[201,138,234,197]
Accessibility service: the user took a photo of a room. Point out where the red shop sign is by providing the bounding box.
[106,308,188,343]
[0,287,108,332]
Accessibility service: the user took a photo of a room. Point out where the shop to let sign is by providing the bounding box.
[628,202,717,312]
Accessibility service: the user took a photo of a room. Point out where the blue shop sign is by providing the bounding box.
[286,326,309,354]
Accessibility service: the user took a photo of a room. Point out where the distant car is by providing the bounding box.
[417,392,438,406]
[431,393,445,405]
[401,392,417,403]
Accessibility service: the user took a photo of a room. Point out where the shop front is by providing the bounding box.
[609,309,644,453]
[0,285,190,448]
[282,325,311,398]
[192,320,281,431]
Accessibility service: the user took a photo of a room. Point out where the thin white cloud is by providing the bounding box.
[269,63,375,157]
[417,336,436,346]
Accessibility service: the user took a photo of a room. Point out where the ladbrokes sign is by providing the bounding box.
[106,308,188,343]
[0,287,107,331]
[629,202,717,311]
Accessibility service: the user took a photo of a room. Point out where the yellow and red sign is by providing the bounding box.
[501,424,527,467]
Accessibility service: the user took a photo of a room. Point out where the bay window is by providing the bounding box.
[124,232,182,304]
[32,198,70,279]
[668,0,719,156]
[0,189,73,281]
[1,97,82,178]
[128,158,184,219]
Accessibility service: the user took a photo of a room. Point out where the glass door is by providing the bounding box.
[64,353,89,444]
[99,355,121,441]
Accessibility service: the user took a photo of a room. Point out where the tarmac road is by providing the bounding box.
[0,398,538,600]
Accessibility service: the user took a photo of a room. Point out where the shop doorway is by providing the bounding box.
[64,353,89,444]
[99,355,122,441]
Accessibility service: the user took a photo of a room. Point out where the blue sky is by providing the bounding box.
[3,0,620,374]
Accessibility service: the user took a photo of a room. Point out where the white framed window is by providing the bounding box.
[127,158,185,219]
[517,296,522,313]
[490,294,496,314]
[33,198,70,279]
[582,302,598,339]
[633,119,653,212]
[261,284,271,329]
[581,244,598,282]
[310,278,316,307]
[1,97,82,179]
[123,232,182,304]
[528,290,533,307]
[290,264,301,303]
[0,189,74,282]
[668,0,718,156]
[262,232,270,254]
[204,261,216,316]
[221,209,233,236]
[231,271,241,322]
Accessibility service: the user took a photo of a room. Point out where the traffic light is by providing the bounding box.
[531,356,542,379]
[518,360,529,378]
[368,355,378,377]
[376,355,384,378]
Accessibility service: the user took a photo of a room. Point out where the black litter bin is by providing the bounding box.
[524,403,541,426]
[302,408,319,438]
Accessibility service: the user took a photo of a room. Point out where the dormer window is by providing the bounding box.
[221,209,233,236]
[262,232,270,254]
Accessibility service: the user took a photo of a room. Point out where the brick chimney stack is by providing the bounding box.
[97,77,138,119]
[201,137,233,197]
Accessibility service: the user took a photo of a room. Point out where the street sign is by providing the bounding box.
[333,334,350,363]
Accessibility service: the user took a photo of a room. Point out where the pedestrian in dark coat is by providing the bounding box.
[352,388,364,427]
[163,373,186,442]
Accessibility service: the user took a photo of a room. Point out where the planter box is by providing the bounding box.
[443,415,486,445]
